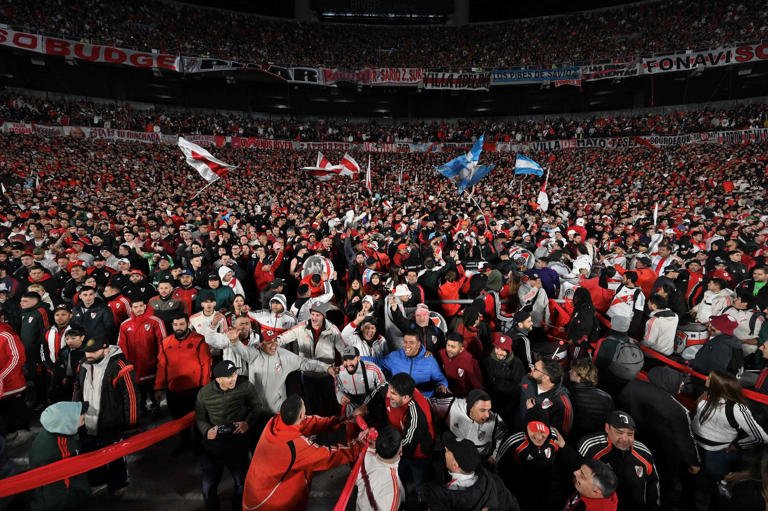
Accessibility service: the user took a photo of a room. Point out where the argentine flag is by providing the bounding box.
[514,154,544,177]
[436,134,494,194]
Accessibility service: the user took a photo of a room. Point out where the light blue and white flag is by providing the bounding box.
[436,134,494,194]
[514,154,544,177]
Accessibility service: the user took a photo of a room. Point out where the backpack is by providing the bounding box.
[608,338,644,380]
[693,335,744,377]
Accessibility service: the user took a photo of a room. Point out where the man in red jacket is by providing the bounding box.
[155,313,211,453]
[243,395,367,511]
[0,315,32,447]
[118,298,167,415]
[437,332,484,397]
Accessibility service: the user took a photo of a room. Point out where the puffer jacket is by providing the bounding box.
[568,381,615,442]
[277,318,344,367]
[117,308,167,382]
[692,288,735,325]
[29,402,89,511]
[71,299,115,343]
[481,350,525,400]
[194,376,262,457]
[363,344,448,397]
[641,308,679,356]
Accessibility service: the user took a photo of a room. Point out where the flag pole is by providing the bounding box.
[191,179,218,200]
[467,187,488,229]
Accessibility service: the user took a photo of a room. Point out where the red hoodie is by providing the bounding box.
[243,414,363,511]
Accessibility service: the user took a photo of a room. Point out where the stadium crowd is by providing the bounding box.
[2,94,768,143]
[1,0,767,68]
[0,107,766,511]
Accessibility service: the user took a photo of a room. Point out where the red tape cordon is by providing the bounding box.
[639,344,768,405]
[0,412,195,498]
[333,415,378,511]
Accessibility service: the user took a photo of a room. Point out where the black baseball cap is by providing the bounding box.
[341,346,360,360]
[54,303,72,313]
[607,410,636,431]
[213,360,239,378]
[83,338,109,352]
[442,432,480,473]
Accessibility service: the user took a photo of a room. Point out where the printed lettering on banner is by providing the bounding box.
[0,28,180,71]
[581,62,640,81]
[423,71,490,90]
[642,43,768,75]
[369,68,423,86]
[491,67,581,85]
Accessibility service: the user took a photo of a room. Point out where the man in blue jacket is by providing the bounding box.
[364,330,449,397]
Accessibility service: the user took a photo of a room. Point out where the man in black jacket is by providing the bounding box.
[71,286,116,343]
[481,332,525,425]
[568,358,614,443]
[41,325,86,403]
[618,366,700,508]
[419,431,520,511]
[74,338,139,494]
[578,410,660,511]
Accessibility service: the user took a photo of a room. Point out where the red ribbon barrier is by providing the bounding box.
[638,344,768,405]
[333,416,378,511]
[0,412,195,498]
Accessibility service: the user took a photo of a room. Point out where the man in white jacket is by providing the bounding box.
[691,278,734,325]
[641,295,679,356]
[355,426,404,511]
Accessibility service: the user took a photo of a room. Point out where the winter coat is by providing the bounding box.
[242,414,362,511]
[194,376,262,458]
[105,293,131,326]
[71,300,115,344]
[147,294,184,333]
[74,346,138,441]
[569,381,615,442]
[481,351,525,403]
[518,377,574,437]
[363,344,448,397]
[277,319,344,367]
[117,309,167,382]
[437,349,484,397]
[29,402,89,511]
[0,323,25,399]
[172,285,200,315]
[155,330,212,392]
[194,285,234,311]
[19,302,50,355]
[641,308,679,356]
[40,324,84,401]
[420,467,520,511]
[389,306,446,355]
[692,288,735,325]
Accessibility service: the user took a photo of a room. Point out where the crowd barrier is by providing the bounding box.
[0,412,194,498]
[333,415,377,511]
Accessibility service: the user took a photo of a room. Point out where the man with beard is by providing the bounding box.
[71,286,115,343]
[518,359,574,439]
[335,346,385,418]
[148,277,184,333]
[437,332,484,398]
[123,270,157,305]
[203,315,259,378]
[155,314,212,454]
[172,269,200,316]
[431,389,508,464]
[74,337,138,495]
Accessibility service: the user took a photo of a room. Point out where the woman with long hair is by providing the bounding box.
[500,272,522,314]
[693,370,768,508]
[566,287,597,353]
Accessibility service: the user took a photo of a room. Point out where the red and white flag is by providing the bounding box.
[365,155,372,195]
[339,153,361,178]
[179,137,237,183]
[316,152,332,169]
[382,200,392,210]
[302,152,351,181]
[536,169,549,212]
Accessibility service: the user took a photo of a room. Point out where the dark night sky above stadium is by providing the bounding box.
[190,0,643,22]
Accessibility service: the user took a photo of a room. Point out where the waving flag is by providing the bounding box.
[537,169,550,212]
[514,154,544,177]
[436,134,494,194]
[339,153,361,178]
[365,155,372,195]
[179,137,237,183]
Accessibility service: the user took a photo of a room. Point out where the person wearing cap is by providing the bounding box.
[341,312,388,359]
[419,431,519,511]
[431,388,508,465]
[354,426,405,511]
[149,255,173,288]
[217,265,244,298]
[277,301,343,416]
[260,278,285,310]
[693,313,745,377]
[335,345,386,418]
[195,360,262,511]
[388,300,446,355]
[148,276,185,333]
[722,292,765,357]
[630,256,658,299]
[243,394,367,511]
[481,332,526,423]
[564,458,619,511]
[355,373,436,500]
[74,337,138,494]
[172,269,201,316]
[578,410,660,511]
[28,401,90,511]
[528,257,561,299]
[70,285,116,343]
[618,367,700,505]
[437,332,484,398]
[606,270,646,338]
[641,294,679,356]
[242,293,297,343]
[496,403,579,510]
[86,254,117,289]
[117,297,167,415]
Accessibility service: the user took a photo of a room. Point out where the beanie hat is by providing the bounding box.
[414,304,430,317]
[466,389,491,415]
[610,314,631,333]
[486,270,503,292]
[524,403,551,439]
[709,314,738,336]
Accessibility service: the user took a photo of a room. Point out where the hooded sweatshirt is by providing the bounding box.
[242,414,363,511]
[29,402,89,511]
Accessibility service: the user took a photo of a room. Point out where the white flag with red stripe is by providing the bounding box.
[536,169,549,212]
[382,200,392,210]
[179,137,237,183]
[339,153,361,178]
[365,155,372,195]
